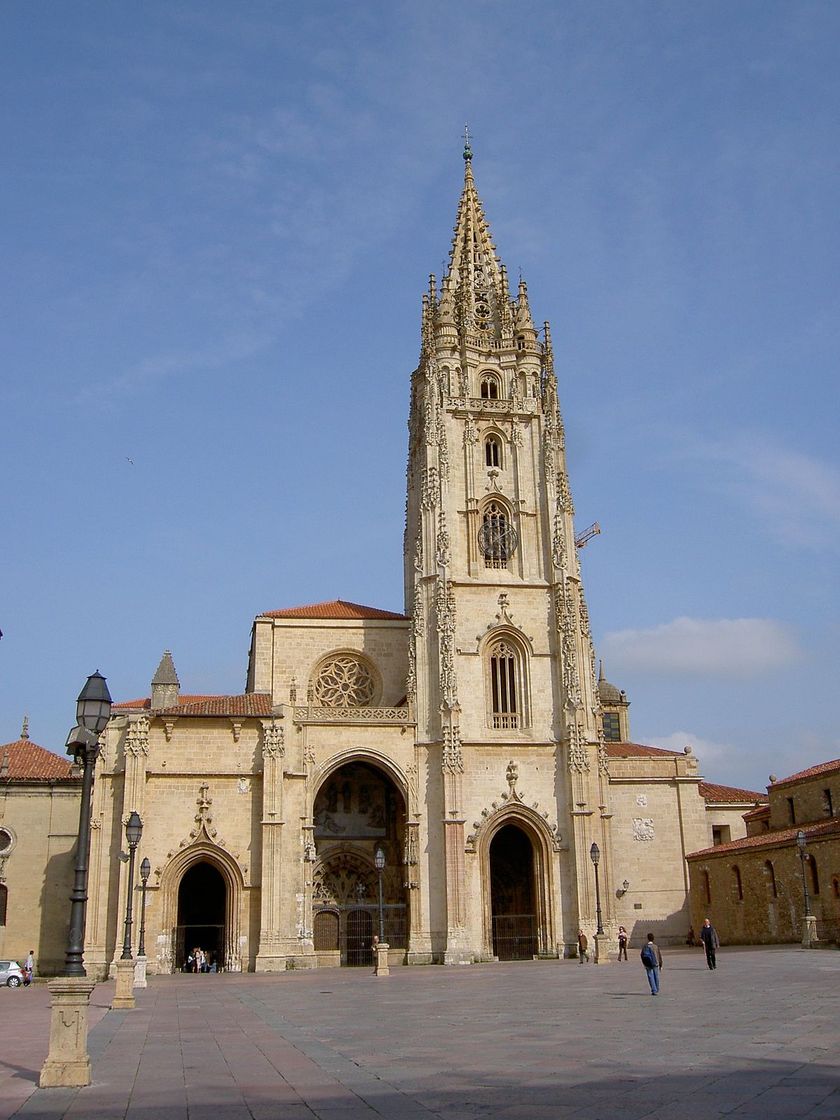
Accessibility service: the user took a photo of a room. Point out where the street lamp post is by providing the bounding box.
[373,846,389,976]
[120,813,143,959]
[589,842,604,935]
[134,856,151,990]
[63,671,112,977]
[40,672,112,1088]
[138,857,151,958]
[374,846,386,943]
[113,812,142,1008]
[795,829,816,947]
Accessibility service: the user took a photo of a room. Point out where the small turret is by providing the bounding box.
[514,277,538,347]
[151,650,180,710]
[597,661,630,742]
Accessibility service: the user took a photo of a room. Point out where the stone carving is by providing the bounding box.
[463,415,478,445]
[313,655,376,707]
[421,466,439,510]
[568,722,590,773]
[505,759,518,793]
[124,716,150,757]
[262,721,285,759]
[436,509,451,567]
[636,794,648,807]
[442,722,464,774]
[633,817,655,842]
[555,587,582,707]
[436,576,458,707]
[313,853,377,905]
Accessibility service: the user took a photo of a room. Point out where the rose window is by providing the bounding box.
[313,655,376,707]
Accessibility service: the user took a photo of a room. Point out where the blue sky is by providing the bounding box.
[2,2,838,792]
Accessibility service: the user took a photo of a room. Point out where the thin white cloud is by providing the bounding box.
[644,730,735,773]
[603,616,800,676]
[686,435,840,551]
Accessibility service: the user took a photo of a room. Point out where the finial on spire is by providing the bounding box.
[463,123,472,163]
[21,714,29,740]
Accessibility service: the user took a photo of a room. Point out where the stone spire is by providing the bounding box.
[441,140,506,345]
[151,650,180,710]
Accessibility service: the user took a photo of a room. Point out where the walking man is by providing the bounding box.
[640,932,663,995]
[700,917,720,970]
[577,929,589,963]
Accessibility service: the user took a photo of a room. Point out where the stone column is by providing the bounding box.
[39,977,97,1088]
[374,941,390,976]
[255,719,286,971]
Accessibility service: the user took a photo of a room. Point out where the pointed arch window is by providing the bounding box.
[806,854,820,896]
[480,373,500,400]
[732,865,743,901]
[485,435,502,468]
[486,634,529,731]
[479,501,516,570]
[764,860,777,899]
[0,884,7,926]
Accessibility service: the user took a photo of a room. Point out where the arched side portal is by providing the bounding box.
[489,824,537,960]
[476,806,560,961]
[311,760,409,965]
[177,862,225,970]
[158,843,245,973]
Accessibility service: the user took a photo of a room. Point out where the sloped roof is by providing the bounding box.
[770,757,840,789]
[688,816,840,860]
[155,693,273,718]
[260,599,408,621]
[699,781,768,805]
[604,742,680,759]
[0,739,76,782]
[113,694,220,711]
[113,693,273,717]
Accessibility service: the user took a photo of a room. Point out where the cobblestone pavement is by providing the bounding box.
[1,947,838,1120]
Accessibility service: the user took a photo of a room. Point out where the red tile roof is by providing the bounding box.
[0,739,76,782]
[699,781,768,805]
[155,694,274,718]
[605,742,680,759]
[260,599,408,621]
[687,816,840,859]
[113,694,221,711]
[743,803,771,820]
[770,758,840,789]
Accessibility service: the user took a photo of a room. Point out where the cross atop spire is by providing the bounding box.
[463,123,473,163]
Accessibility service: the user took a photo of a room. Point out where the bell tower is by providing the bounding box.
[405,140,613,962]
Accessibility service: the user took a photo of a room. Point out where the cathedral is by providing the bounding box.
[4,147,762,976]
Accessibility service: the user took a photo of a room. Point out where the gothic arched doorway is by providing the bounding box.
[490,824,538,960]
[312,760,408,965]
[176,861,226,971]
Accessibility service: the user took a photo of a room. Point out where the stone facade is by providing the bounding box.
[0,726,80,974]
[5,152,768,974]
[687,759,840,945]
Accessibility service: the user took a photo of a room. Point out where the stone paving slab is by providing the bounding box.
[1,948,839,1119]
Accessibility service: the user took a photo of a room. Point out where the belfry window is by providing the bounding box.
[485,435,501,468]
[479,501,515,570]
[490,641,518,729]
[480,374,500,400]
[602,712,621,742]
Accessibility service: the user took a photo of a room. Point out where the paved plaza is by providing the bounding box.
[1,947,838,1120]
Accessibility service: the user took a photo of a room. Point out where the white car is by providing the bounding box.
[0,960,24,987]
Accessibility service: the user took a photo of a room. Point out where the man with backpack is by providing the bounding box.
[640,932,663,995]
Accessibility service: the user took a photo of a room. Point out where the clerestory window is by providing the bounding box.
[480,374,500,400]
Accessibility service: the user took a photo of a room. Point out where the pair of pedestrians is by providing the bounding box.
[639,918,721,995]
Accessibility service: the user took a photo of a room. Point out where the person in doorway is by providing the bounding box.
[23,950,34,986]
[617,926,628,962]
[577,929,589,963]
[640,932,663,995]
[700,918,720,970]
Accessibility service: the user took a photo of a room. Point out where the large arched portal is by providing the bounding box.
[490,824,538,960]
[312,760,408,965]
[176,861,226,971]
